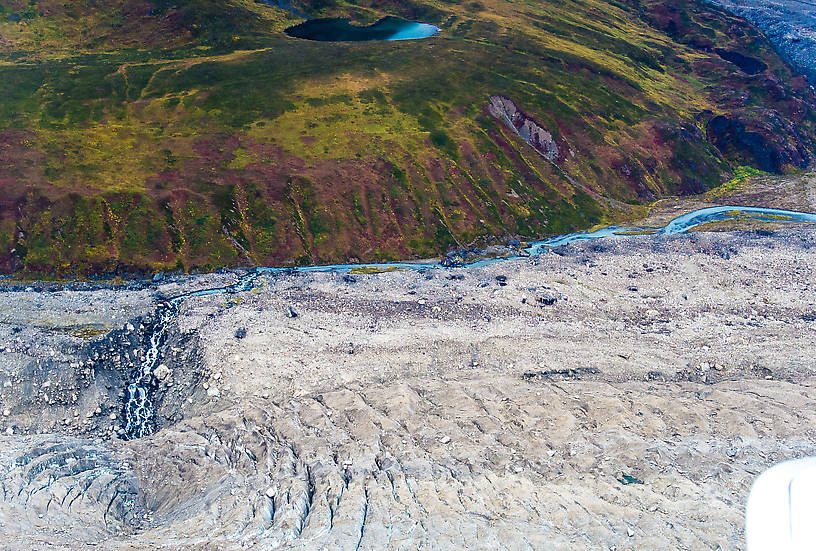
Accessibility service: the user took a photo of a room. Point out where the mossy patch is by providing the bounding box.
[69,324,111,339]
[348,265,405,274]
[705,166,767,199]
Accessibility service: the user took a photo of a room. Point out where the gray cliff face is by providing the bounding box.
[488,96,561,162]
[711,0,816,82]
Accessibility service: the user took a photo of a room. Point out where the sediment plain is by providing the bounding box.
[1,207,816,549]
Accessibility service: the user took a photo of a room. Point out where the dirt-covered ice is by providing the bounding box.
[1,228,815,550]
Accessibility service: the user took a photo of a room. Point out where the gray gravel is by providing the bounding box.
[1,228,816,550]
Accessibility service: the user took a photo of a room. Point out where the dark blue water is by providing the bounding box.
[284,16,439,42]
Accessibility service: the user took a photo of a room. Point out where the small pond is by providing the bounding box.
[715,48,767,75]
[285,16,440,42]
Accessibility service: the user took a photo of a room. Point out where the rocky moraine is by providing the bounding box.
[1,206,816,549]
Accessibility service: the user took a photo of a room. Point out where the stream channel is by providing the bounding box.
[122,205,816,438]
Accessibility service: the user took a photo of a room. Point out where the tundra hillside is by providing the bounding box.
[0,0,814,275]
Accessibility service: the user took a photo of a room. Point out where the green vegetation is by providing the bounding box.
[69,325,113,339]
[348,265,405,274]
[705,166,767,199]
[0,0,813,276]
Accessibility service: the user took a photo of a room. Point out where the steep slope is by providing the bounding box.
[0,0,814,275]
[711,0,816,82]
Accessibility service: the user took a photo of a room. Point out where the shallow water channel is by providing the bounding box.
[122,205,816,438]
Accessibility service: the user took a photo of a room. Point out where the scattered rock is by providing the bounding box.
[0,220,814,549]
[753,365,773,378]
[523,367,600,380]
[153,364,171,381]
[488,95,560,161]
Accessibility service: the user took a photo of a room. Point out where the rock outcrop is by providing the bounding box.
[706,113,811,173]
[488,96,561,162]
